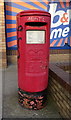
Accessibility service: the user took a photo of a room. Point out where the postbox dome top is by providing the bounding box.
[17,10,51,17]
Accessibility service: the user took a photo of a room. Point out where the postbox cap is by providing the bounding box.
[17,10,51,17]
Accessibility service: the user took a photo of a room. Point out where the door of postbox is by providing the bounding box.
[17,10,51,92]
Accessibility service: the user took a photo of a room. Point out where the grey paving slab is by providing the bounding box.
[2,65,62,119]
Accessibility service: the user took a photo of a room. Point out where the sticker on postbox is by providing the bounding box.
[26,30,45,44]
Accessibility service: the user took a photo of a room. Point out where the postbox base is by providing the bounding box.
[18,88,47,110]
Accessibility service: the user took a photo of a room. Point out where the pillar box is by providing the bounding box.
[16,10,51,110]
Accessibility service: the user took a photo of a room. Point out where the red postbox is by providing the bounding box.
[17,10,51,110]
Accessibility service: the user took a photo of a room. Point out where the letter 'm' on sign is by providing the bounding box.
[50,28,62,39]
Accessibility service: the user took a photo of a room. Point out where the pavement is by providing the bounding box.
[2,65,62,119]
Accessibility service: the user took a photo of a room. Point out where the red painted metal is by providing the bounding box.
[17,10,51,92]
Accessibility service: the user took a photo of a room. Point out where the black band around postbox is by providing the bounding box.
[18,55,20,59]
[17,25,23,31]
[17,50,20,59]
[17,37,22,48]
